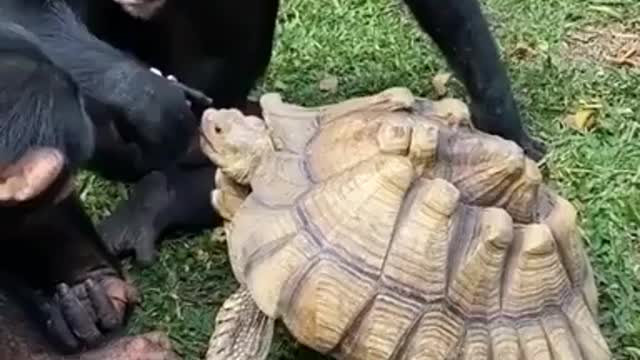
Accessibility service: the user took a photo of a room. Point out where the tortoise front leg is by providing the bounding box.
[211,169,250,239]
[206,286,275,360]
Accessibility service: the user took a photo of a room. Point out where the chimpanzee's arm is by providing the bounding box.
[0,19,94,169]
[403,0,545,160]
[172,0,279,110]
[4,0,196,169]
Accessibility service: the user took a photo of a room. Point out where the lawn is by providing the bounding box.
[81,0,640,358]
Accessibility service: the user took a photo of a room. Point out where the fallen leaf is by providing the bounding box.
[432,72,453,98]
[319,75,339,93]
[510,42,538,61]
[563,109,598,132]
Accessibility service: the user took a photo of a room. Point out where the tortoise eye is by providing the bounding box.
[214,126,222,134]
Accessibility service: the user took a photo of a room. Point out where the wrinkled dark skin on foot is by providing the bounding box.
[1,189,139,352]
[0,284,179,360]
[45,275,139,350]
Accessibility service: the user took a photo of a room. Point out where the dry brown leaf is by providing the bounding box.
[563,109,598,132]
[319,75,339,93]
[432,72,453,98]
[510,42,538,61]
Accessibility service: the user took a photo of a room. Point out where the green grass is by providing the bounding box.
[81,0,640,358]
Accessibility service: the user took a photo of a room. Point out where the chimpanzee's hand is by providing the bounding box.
[44,274,139,351]
[118,69,198,171]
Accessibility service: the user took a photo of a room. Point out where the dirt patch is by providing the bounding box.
[562,24,640,69]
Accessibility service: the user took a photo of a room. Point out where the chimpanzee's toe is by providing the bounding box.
[45,275,138,351]
[520,134,547,162]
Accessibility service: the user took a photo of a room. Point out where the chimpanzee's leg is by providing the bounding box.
[403,0,546,160]
[98,161,220,265]
[2,191,138,352]
[0,274,61,360]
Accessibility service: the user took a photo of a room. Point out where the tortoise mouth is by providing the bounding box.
[199,128,223,161]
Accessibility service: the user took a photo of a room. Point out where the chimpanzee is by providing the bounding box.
[0,0,198,173]
[79,0,546,266]
[0,16,173,358]
[0,0,210,265]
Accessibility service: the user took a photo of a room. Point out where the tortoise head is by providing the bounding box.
[201,109,272,185]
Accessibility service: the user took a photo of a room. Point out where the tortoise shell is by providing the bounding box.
[205,88,610,359]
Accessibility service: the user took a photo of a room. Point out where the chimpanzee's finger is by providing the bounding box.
[57,283,102,345]
[175,82,211,107]
[149,66,207,107]
[165,75,195,107]
[86,279,120,330]
[46,298,81,350]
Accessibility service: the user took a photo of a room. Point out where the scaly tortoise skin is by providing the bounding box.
[200,88,610,360]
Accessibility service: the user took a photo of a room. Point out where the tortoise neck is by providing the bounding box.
[233,136,274,186]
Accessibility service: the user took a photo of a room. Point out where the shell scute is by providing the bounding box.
[299,155,416,274]
[305,111,386,181]
[227,196,298,283]
[260,92,319,154]
[380,178,460,300]
[282,258,378,353]
[339,292,421,360]
[460,325,491,359]
[250,152,311,207]
[501,224,570,315]
[425,129,542,223]
[400,306,466,360]
[447,207,513,316]
[245,232,318,318]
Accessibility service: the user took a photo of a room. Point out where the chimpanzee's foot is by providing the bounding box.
[75,332,181,360]
[519,133,547,162]
[99,165,217,266]
[46,274,139,351]
[98,171,170,265]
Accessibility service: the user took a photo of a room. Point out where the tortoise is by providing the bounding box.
[199,87,611,360]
